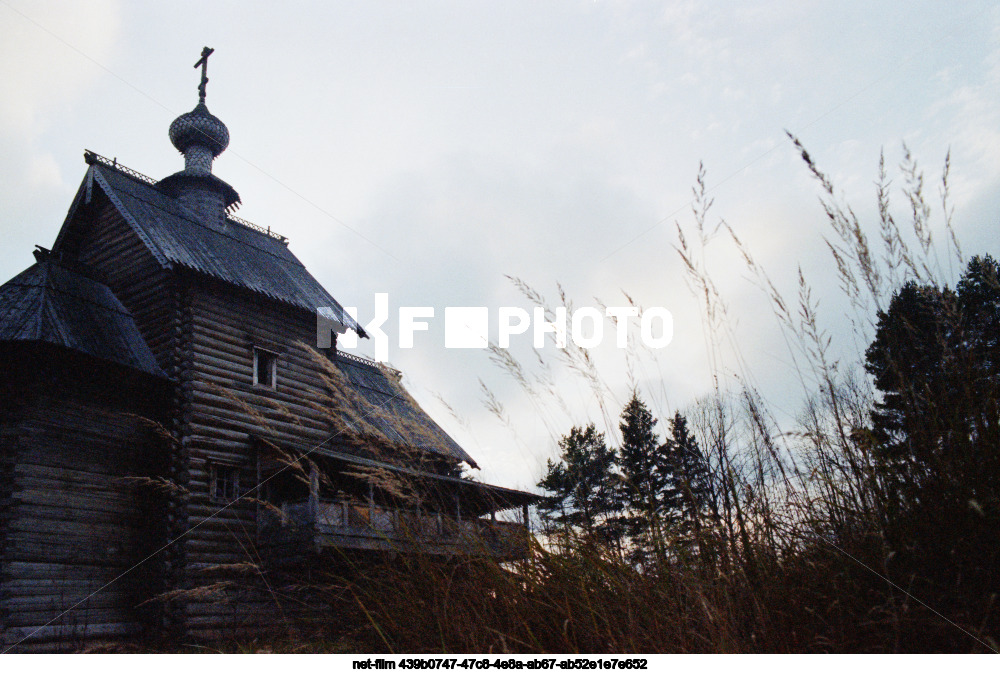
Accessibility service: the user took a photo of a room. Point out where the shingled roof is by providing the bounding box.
[334,353,478,467]
[0,258,165,378]
[55,160,363,337]
[42,156,478,467]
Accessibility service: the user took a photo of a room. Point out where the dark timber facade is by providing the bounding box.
[0,57,535,651]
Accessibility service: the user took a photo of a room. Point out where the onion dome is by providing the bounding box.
[168,102,230,158]
[157,47,241,226]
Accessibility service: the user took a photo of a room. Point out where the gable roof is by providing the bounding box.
[56,158,363,337]
[44,155,477,466]
[0,259,166,378]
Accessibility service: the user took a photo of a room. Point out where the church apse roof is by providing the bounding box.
[0,257,166,378]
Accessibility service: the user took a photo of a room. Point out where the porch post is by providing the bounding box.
[368,480,375,527]
[309,462,319,524]
[522,502,530,533]
[255,446,262,541]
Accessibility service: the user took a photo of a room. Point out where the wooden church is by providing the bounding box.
[0,49,535,651]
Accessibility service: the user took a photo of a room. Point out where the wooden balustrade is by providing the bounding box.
[260,499,528,559]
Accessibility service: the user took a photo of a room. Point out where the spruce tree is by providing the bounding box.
[865,255,1000,567]
[618,392,666,561]
[537,424,622,545]
[663,412,713,545]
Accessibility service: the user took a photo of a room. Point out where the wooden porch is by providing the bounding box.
[260,499,530,560]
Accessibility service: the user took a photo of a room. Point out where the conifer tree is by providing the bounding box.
[663,412,713,544]
[537,424,622,545]
[865,255,1000,559]
[617,392,667,561]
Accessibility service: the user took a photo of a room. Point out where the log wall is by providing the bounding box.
[175,276,339,642]
[52,192,330,643]
[0,353,166,652]
[9,188,468,647]
[69,188,193,639]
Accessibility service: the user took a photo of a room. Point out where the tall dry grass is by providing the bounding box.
[302,142,1000,654]
[196,142,998,654]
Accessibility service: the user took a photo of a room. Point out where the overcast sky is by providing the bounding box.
[2,1,998,493]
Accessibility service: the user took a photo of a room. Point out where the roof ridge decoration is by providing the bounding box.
[83,150,287,242]
[337,349,402,376]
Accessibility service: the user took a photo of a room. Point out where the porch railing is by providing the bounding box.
[261,499,528,558]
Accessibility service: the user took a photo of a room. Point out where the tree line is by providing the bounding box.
[536,393,715,565]
[537,254,1000,585]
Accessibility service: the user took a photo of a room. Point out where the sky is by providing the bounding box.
[1,1,998,494]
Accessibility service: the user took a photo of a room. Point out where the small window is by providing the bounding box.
[211,464,240,503]
[253,348,277,388]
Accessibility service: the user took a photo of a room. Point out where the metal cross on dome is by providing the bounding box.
[194,46,214,104]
